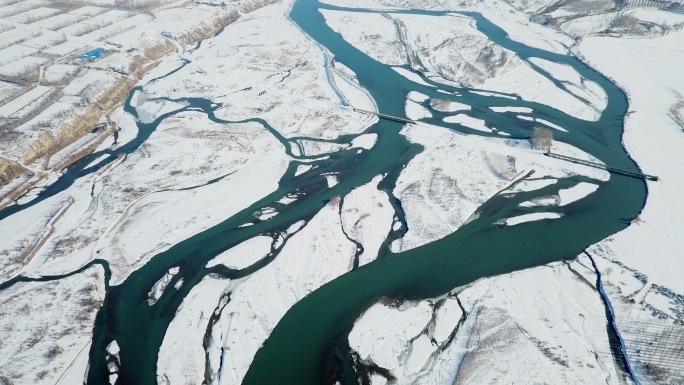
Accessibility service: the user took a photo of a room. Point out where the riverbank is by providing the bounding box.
[0,1,240,211]
[0,0,681,384]
[331,2,684,384]
[577,26,684,383]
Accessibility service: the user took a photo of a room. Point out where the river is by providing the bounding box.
[244,1,647,384]
[0,0,646,384]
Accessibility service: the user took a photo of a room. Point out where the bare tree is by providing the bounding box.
[531,126,553,151]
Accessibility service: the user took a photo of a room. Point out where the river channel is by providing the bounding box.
[0,0,647,384]
[244,1,647,384]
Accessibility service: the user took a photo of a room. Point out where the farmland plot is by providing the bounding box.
[0,0,249,201]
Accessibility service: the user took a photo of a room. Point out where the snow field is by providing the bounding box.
[349,257,625,384]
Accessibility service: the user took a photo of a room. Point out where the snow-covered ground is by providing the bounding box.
[576,25,684,384]
[391,121,606,253]
[0,0,241,204]
[319,1,684,384]
[0,1,385,383]
[349,256,631,384]
[1,0,682,384]
[204,201,360,385]
[0,265,105,385]
[322,8,605,121]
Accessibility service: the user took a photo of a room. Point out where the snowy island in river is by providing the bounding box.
[0,0,683,384]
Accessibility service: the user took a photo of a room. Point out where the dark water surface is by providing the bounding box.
[0,0,646,384]
[243,1,646,384]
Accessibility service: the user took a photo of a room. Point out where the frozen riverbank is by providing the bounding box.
[0,0,681,384]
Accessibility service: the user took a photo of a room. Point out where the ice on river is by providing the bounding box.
[489,106,533,113]
[558,182,598,207]
[574,27,684,383]
[206,236,273,270]
[503,211,563,226]
[443,114,493,133]
[157,276,233,385]
[349,301,435,379]
[392,121,606,253]
[341,175,394,267]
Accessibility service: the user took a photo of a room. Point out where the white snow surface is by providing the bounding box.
[529,57,608,115]
[504,211,563,226]
[157,276,232,385]
[568,28,684,383]
[406,99,432,120]
[433,296,463,345]
[321,10,408,66]
[476,1,574,54]
[519,196,559,208]
[341,175,394,266]
[349,258,626,384]
[392,66,434,87]
[332,61,378,112]
[430,98,471,112]
[490,106,533,113]
[452,258,628,384]
[206,236,272,270]
[558,182,599,206]
[509,178,557,193]
[90,115,290,285]
[0,265,104,385]
[392,122,605,252]
[537,117,569,132]
[207,203,356,385]
[351,133,378,150]
[578,27,684,293]
[148,266,180,305]
[443,114,493,132]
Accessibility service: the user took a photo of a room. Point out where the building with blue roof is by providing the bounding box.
[79,49,108,61]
